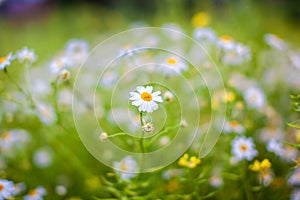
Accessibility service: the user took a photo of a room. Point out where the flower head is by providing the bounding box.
[231,136,258,161]
[113,156,138,181]
[244,87,265,109]
[142,123,154,133]
[223,120,245,134]
[193,27,217,44]
[0,52,14,70]
[17,47,37,64]
[191,12,211,27]
[24,186,46,200]
[249,159,271,172]
[130,86,163,113]
[264,33,286,51]
[178,154,201,169]
[49,56,72,74]
[0,179,16,199]
[161,57,188,76]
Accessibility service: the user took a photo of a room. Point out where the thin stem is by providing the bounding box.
[139,112,145,153]
[52,77,61,124]
[24,61,32,97]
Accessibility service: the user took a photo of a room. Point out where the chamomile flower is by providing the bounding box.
[223,120,245,134]
[231,136,258,161]
[222,43,251,66]
[218,35,235,50]
[49,56,72,74]
[264,33,287,51]
[161,57,188,76]
[17,47,37,64]
[24,186,46,200]
[0,179,16,199]
[113,156,138,181]
[193,27,217,44]
[65,39,89,64]
[0,52,14,70]
[244,87,266,109]
[129,86,163,113]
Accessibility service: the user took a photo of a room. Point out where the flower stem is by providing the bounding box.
[139,112,145,153]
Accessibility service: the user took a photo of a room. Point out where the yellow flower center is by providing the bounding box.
[141,92,152,101]
[120,162,127,171]
[29,189,38,196]
[0,184,4,191]
[56,60,64,67]
[240,144,247,151]
[0,56,7,64]
[166,58,177,65]
[230,120,238,127]
[1,131,10,140]
[221,35,232,42]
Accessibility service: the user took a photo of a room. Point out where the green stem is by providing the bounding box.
[139,112,145,153]
[242,161,253,200]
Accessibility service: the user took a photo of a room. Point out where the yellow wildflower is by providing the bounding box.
[249,159,271,172]
[178,154,201,169]
[191,12,211,27]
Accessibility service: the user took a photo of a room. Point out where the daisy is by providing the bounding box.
[17,47,37,64]
[223,120,245,134]
[65,39,89,64]
[129,86,163,113]
[222,43,251,66]
[231,136,258,161]
[0,52,14,70]
[217,35,235,50]
[0,179,16,199]
[264,33,286,51]
[192,27,217,44]
[244,87,266,109]
[113,156,138,181]
[161,57,188,76]
[49,56,72,74]
[24,186,46,200]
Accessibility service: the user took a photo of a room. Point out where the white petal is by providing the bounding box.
[132,100,143,106]
[145,86,153,93]
[153,96,163,102]
[151,91,161,97]
[137,86,146,94]
[129,93,141,100]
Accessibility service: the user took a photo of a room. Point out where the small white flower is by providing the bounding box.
[0,52,14,70]
[58,69,70,81]
[0,129,30,155]
[33,148,52,168]
[65,39,89,64]
[17,47,37,64]
[161,57,188,76]
[36,104,56,125]
[99,132,108,142]
[24,186,46,200]
[289,168,300,186]
[130,86,163,113]
[209,175,223,188]
[0,179,16,199]
[223,120,245,134]
[217,35,235,50]
[231,136,257,161]
[244,87,266,109]
[193,27,217,44]
[264,33,286,51]
[142,123,154,133]
[222,43,251,66]
[55,185,67,196]
[163,91,174,102]
[259,127,283,142]
[113,156,138,181]
[266,139,284,157]
[49,56,72,74]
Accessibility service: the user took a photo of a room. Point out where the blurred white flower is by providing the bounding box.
[100,71,118,88]
[65,39,89,65]
[159,136,170,146]
[259,127,284,142]
[113,156,138,181]
[289,51,300,70]
[162,23,185,40]
[259,169,273,186]
[231,136,257,161]
[266,139,284,157]
[161,57,188,76]
[49,56,72,74]
[222,43,251,66]
[218,35,235,50]
[36,103,56,125]
[99,132,108,142]
[58,69,70,81]
[162,169,183,180]
[291,189,300,200]
[17,47,37,64]
[33,148,53,168]
[24,186,46,200]
[130,86,163,113]
[55,185,67,196]
[0,129,30,155]
[223,120,245,134]
[163,91,174,102]
[264,33,287,51]
[244,87,266,109]
[0,52,14,70]
[289,168,300,186]
[192,27,217,44]
[14,182,26,195]
[0,179,16,199]
[209,175,223,188]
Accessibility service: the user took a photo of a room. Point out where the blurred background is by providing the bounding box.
[0,0,300,59]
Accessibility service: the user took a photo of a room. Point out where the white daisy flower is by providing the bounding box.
[17,47,37,64]
[49,56,72,74]
[113,156,138,181]
[0,129,30,155]
[244,87,266,109]
[129,86,163,113]
[65,39,89,65]
[223,120,245,134]
[161,57,188,76]
[217,35,235,50]
[264,33,286,51]
[33,148,52,168]
[231,136,258,161]
[0,179,16,199]
[24,186,46,200]
[0,52,14,70]
[222,43,251,66]
[192,27,217,44]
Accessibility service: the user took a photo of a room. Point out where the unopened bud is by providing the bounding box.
[142,123,154,133]
[99,132,108,142]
